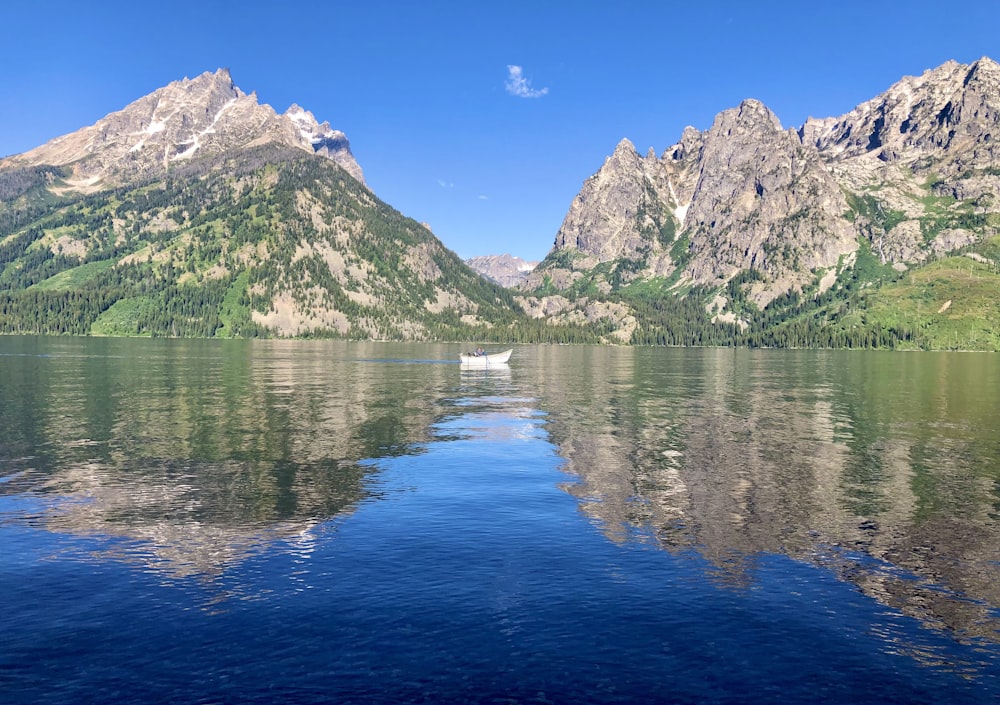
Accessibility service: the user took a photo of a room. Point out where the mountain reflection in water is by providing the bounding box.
[0,339,454,584]
[529,345,1000,645]
[1,338,998,703]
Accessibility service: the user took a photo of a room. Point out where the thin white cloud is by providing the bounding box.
[437,179,454,188]
[505,65,548,98]
[478,195,489,200]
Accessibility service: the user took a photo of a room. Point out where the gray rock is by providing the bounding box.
[682,100,856,303]
[4,69,364,189]
[537,57,1000,308]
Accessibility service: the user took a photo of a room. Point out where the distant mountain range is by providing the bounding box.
[465,254,538,287]
[2,60,999,349]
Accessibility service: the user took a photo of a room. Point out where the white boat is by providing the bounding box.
[459,349,512,368]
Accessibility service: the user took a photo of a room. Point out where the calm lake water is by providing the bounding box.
[1,337,998,704]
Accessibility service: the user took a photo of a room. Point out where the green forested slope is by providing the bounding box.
[0,146,597,341]
[4,143,999,348]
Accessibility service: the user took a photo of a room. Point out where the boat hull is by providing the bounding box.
[459,349,512,368]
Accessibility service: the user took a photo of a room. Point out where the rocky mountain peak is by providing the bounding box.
[600,138,643,175]
[466,254,539,287]
[534,56,1000,318]
[184,67,239,100]
[680,97,856,299]
[612,137,637,155]
[804,57,1000,174]
[548,136,672,269]
[715,99,785,139]
[667,126,703,161]
[962,55,1000,85]
[4,69,364,189]
[283,104,364,183]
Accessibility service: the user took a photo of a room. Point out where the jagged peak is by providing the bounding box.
[665,126,703,161]
[965,55,1000,84]
[7,67,365,187]
[802,55,1000,161]
[973,55,999,69]
[710,98,783,135]
[285,103,312,119]
[284,104,343,139]
[173,67,238,93]
[738,98,782,127]
[887,57,992,95]
[681,125,701,140]
[285,103,319,129]
[926,59,961,73]
[613,137,636,154]
[600,138,639,171]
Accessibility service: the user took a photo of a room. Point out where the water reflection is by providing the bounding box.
[0,338,462,584]
[527,346,1000,645]
[3,337,999,656]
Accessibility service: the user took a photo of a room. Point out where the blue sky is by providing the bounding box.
[2,1,998,261]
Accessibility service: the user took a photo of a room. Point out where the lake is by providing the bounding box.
[1,337,998,704]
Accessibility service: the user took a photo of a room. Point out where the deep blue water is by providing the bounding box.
[1,338,998,704]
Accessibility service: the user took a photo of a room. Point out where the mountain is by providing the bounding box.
[6,69,365,187]
[4,61,1000,349]
[0,70,552,341]
[524,57,1000,349]
[466,254,538,287]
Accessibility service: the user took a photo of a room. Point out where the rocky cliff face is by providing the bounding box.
[553,139,672,268]
[804,57,1000,265]
[523,133,701,295]
[529,57,1000,312]
[4,69,364,189]
[681,100,857,303]
[803,58,1000,174]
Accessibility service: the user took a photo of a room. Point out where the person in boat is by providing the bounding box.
[474,346,485,357]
